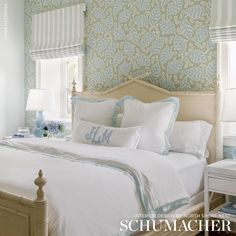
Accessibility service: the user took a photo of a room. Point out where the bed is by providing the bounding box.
[0,78,223,236]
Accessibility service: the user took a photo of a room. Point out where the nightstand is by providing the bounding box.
[205,160,236,236]
[2,135,70,141]
[2,136,14,140]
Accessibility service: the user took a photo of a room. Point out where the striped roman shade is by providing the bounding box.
[30,4,86,60]
[210,0,236,43]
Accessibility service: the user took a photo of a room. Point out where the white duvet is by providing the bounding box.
[0,138,190,236]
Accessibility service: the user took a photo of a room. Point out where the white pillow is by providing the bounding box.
[121,97,179,154]
[116,113,124,127]
[112,96,137,127]
[73,120,142,149]
[170,121,213,159]
[74,99,117,127]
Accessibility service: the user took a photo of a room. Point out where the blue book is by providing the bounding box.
[13,133,33,138]
[219,203,236,215]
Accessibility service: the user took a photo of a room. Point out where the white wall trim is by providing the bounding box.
[218,43,230,89]
[77,55,84,92]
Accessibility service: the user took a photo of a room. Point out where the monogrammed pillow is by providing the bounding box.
[72,120,142,149]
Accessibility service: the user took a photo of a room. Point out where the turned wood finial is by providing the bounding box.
[34,170,47,201]
[216,76,223,91]
[72,79,77,93]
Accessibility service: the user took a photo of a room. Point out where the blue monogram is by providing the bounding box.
[85,126,113,145]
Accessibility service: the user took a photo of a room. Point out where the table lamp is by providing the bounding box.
[26,89,54,137]
[222,88,236,159]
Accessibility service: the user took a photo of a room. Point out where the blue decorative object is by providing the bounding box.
[219,202,236,215]
[223,136,236,160]
[26,89,54,137]
[223,137,236,203]
[33,111,45,137]
[223,145,236,160]
[43,121,65,138]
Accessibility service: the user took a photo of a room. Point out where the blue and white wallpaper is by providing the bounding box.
[25,0,217,125]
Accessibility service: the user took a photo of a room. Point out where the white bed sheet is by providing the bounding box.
[0,138,190,236]
[166,152,207,197]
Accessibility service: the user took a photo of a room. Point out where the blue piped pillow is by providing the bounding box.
[72,96,118,127]
[121,97,180,154]
[112,96,137,127]
[72,95,137,127]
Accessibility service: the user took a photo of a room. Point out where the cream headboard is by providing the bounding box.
[71,78,222,163]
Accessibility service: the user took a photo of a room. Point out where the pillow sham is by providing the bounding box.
[112,96,137,127]
[73,99,117,127]
[73,120,142,149]
[121,97,179,154]
[116,114,124,127]
[169,121,213,159]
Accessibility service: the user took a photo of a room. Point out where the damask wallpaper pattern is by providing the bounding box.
[25,0,217,126]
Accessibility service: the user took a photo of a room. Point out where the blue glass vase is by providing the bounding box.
[33,111,45,137]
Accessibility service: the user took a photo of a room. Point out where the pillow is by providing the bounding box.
[116,114,124,127]
[73,99,118,127]
[121,97,179,154]
[169,121,213,159]
[73,120,142,149]
[112,96,137,127]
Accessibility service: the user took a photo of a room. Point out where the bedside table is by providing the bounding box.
[2,136,14,140]
[205,160,236,236]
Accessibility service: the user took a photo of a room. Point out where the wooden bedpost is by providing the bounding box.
[215,78,223,161]
[72,79,77,94]
[34,170,47,201]
[34,170,48,236]
[71,80,77,129]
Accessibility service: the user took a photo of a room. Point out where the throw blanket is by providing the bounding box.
[0,139,190,235]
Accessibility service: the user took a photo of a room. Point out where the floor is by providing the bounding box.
[198,232,236,236]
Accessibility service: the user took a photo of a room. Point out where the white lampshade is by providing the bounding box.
[26,89,54,111]
[222,88,236,122]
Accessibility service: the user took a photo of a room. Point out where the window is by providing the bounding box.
[228,42,236,88]
[219,42,236,136]
[219,42,236,89]
[36,56,83,122]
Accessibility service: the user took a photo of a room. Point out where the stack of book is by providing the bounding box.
[13,133,34,138]
[13,127,33,138]
[219,202,236,216]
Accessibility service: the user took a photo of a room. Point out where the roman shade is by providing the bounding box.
[30,4,86,60]
[210,0,236,43]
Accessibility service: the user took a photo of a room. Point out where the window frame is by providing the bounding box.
[35,55,84,122]
[218,42,236,137]
[218,42,236,89]
[218,43,229,90]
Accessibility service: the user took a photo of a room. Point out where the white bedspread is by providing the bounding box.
[0,138,189,236]
[166,152,206,197]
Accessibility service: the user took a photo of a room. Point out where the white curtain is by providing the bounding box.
[210,0,236,43]
[30,4,86,60]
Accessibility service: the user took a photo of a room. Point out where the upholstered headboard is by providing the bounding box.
[71,78,222,163]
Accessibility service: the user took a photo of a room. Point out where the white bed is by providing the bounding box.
[0,137,206,236]
[166,152,207,197]
[0,138,197,236]
[0,78,223,236]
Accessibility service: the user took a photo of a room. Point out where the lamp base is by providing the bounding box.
[33,127,44,137]
[33,111,45,138]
